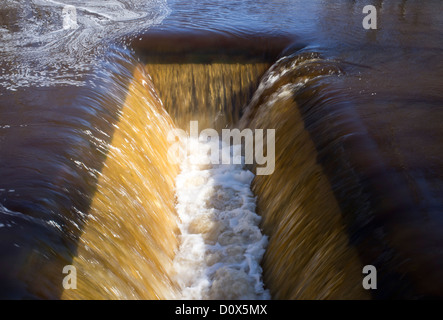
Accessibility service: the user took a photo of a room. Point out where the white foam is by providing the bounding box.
[171,137,270,300]
[0,0,170,90]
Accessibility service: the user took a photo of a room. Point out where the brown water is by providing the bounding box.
[1,0,443,299]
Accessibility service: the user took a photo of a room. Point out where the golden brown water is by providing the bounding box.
[57,52,372,300]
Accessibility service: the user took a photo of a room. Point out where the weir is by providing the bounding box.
[239,53,370,299]
[1,6,442,299]
[132,32,292,130]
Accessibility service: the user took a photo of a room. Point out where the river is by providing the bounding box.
[0,0,442,299]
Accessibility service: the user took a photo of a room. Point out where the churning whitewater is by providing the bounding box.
[171,137,270,300]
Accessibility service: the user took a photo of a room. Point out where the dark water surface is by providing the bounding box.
[1,0,443,299]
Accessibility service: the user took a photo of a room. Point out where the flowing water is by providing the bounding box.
[1,0,443,299]
[171,138,269,300]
